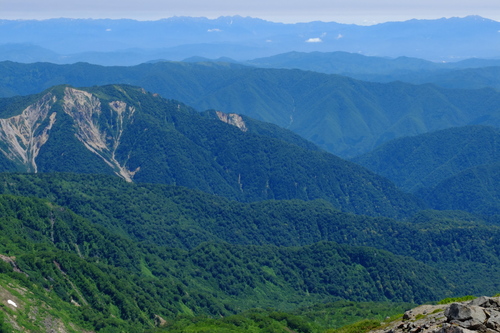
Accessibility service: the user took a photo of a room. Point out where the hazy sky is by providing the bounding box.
[2,0,499,24]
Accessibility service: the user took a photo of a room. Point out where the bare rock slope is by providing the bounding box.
[370,296,500,333]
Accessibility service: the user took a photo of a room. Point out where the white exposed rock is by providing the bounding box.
[216,110,248,132]
[63,87,138,182]
[7,299,17,307]
[0,87,141,181]
[0,92,57,172]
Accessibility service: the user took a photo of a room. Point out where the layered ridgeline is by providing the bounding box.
[247,51,500,75]
[0,193,430,332]
[2,173,500,297]
[1,16,499,63]
[2,61,500,158]
[0,84,421,218]
[3,173,500,330]
[247,51,500,90]
[353,125,500,215]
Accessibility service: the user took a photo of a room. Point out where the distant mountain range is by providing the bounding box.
[0,16,499,64]
[1,61,500,159]
[247,51,500,90]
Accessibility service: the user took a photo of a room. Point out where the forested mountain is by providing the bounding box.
[1,173,500,296]
[0,184,442,331]
[358,66,500,90]
[3,172,500,330]
[0,84,423,218]
[1,16,499,64]
[352,125,500,215]
[248,51,500,75]
[2,61,500,158]
[247,51,444,75]
[353,125,500,192]
[417,162,500,215]
[1,16,500,331]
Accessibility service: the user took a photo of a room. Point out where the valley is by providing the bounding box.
[1,15,500,333]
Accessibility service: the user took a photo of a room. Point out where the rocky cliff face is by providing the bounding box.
[62,87,138,181]
[216,110,248,132]
[370,296,500,333]
[0,84,426,219]
[0,92,57,172]
[0,87,142,180]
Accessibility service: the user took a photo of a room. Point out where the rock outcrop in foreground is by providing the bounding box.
[370,296,500,333]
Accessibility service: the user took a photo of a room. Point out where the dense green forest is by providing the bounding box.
[0,189,434,331]
[353,125,500,215]
[416,161,500,215]
[2,173,500,295]
[3,172,500,331]
[353,125,500,192]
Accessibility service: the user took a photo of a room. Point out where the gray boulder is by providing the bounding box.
[368,296,500,333]
[486,310,500,331]
[468,296,500,308]
[435,324,476,333]
[444,303,487,330]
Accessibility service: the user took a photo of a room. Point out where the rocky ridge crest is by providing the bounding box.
[370,296,500,333]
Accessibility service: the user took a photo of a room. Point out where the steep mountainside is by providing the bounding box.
[0,191,447,332]
[2,173,500,297]
[352,125,500,215]
[0,84,423,218]
[2,62,500,158]
[353,125,500,192]
[416,162,500,215]
[4,173,500,330]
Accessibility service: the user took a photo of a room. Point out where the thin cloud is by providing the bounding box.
[306,37,322,42]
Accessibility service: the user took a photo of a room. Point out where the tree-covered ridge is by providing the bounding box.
[0,191,440,331]
[352,125,500,192]
[1,173,500,297]
[2,61,500,158]
[0,84,423,219]
[416,161,500,215]
[352,125,500,215]
[0,172,429,250]
[247,51,500,90]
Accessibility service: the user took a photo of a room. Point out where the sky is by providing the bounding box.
[1,0,499,25]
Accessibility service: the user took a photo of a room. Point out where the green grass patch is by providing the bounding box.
[437,295,476,305]
[325,319,381,333]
